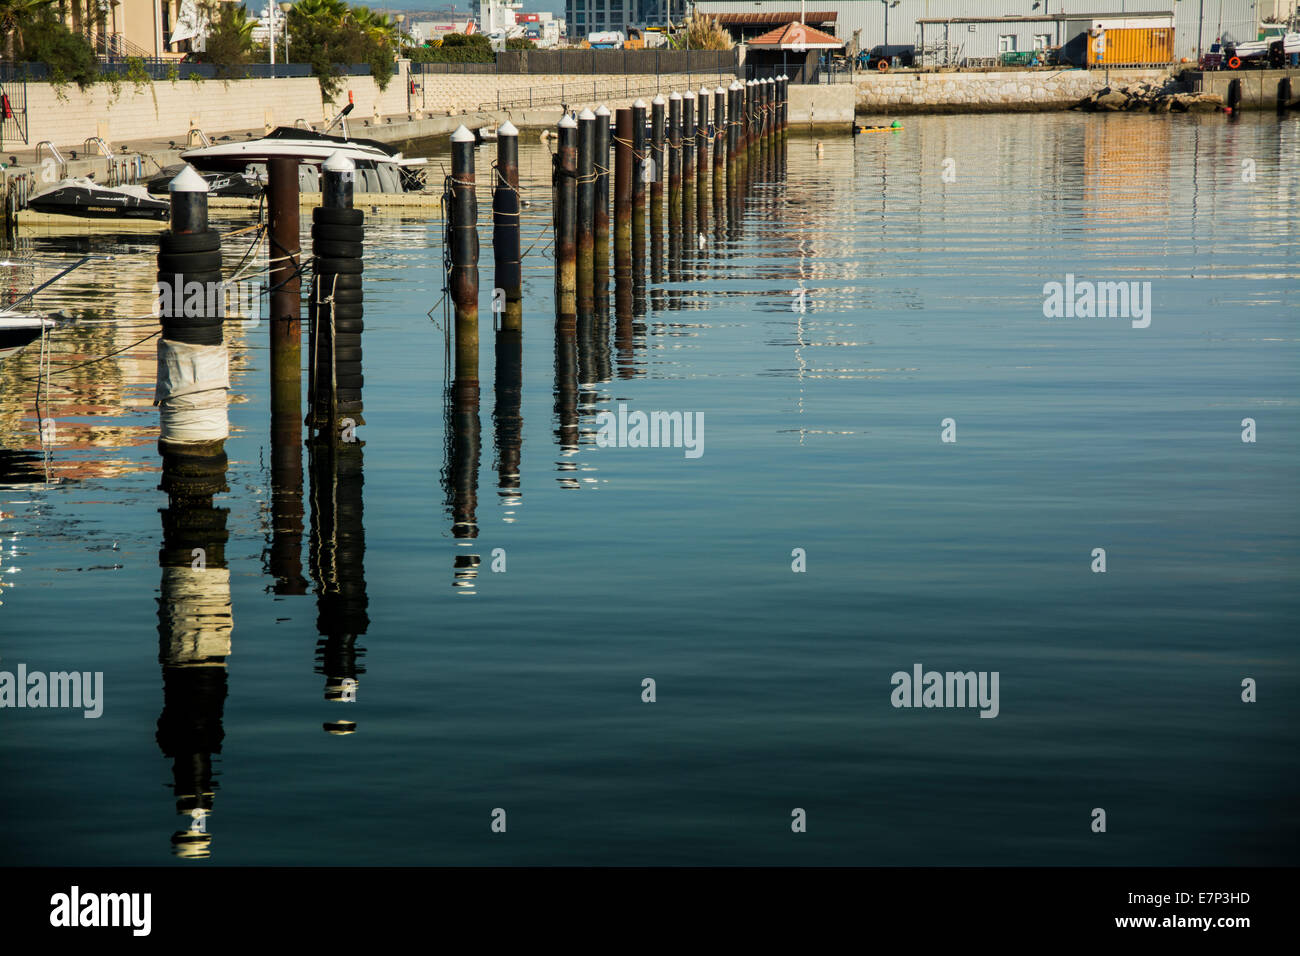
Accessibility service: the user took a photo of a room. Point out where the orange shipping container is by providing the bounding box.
[1087,26,1174,66]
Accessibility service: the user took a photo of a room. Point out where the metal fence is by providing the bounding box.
[0,66,27,147]
[483,72,736,111]
[418,48,740,76]
[745,57,852,84]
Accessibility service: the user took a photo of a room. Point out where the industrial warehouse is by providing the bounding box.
[688,0,1273,65]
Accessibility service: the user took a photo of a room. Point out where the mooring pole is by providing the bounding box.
[493,120,522,332]
[682,90,696,188]
[267,155,301,444]
[631,99,647,277]
[614,107,633,292]
[577,108,596,313]
[697,86,711,182]
[450,125,479,387]
[748,79,758,153]
[650,94,665,207]
[728,80,741,161]
[555,113,578,322]
[714,85,726,171]
[308,150,365,437]
[594,104,611,306]
[668,92,682,199]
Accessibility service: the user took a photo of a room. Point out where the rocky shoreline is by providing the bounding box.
[1074,81,1225,113]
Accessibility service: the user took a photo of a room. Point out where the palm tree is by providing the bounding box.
[0,0,54,62]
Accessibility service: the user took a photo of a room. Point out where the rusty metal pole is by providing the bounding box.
[614,107,633,285]
[697,86,711,182]
[555,113,578,322]
[714,84,726,171]
[682,90,696,189]
[450,125,479,387]
[268,155,301,431]
[593,104,611,306]
[577,108,596,314]
[631,98,647,289]
[650,94,665,207]
[668,92,682,198]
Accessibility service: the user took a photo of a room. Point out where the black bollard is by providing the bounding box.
[493,120,522,321]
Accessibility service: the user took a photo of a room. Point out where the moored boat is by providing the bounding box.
[27,178,170,221]
[0,311,54,362]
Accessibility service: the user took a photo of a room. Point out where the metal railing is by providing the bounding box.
[34,142,66,177]
[82,136,114,159]
[480,72,734,112]
[419,48,739,75]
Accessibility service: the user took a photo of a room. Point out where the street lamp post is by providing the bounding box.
[395,14,409,113]
[881,0,899,51]
[281,3,293,65]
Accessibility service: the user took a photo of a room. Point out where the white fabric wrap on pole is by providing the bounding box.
[155,339,230,443]
[159,566,233,664]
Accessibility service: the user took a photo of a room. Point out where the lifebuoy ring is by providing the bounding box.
[1228,56,1242,69]
[876,58,889,73]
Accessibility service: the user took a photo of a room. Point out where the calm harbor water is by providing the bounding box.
[1,112,1296,866]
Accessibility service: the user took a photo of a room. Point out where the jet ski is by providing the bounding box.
[145,165,266,198]
[27,178,170,221]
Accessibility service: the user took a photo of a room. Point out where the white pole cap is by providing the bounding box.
[633,99,647,108]
[670,90,681,99]
[558,113,578,128]
[595,104,610,116]
[323,150,356,172]
[578,108,596,120]
[451,124,475,142]
[684,89,696,98]
[168,165,209,193]
[652,94,665,105]
[498,120,519,136]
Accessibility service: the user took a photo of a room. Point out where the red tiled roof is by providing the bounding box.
[749,22,844,49]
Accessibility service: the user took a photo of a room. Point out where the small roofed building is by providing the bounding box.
[709,11,839,43]
[746,22,845,83]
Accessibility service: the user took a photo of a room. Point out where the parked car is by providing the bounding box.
[859,44,916,71]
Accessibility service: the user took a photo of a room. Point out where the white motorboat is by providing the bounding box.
[0,310,54,362]
[1231,31,1300,60]
[181,125,429,193]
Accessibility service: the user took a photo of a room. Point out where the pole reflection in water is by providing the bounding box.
[493,308,523,519]
[308,433,369,734]
[554,305,580,488]
[155,439,231,860]
[443,373,482,590]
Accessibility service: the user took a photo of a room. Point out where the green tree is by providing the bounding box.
[286,0,397,97]
[12,3,96,87]
[195,1,256,79]
[0,0,54,61]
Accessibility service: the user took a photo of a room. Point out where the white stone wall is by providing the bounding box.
[21,68,730,151]
[855,69,1170,113]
